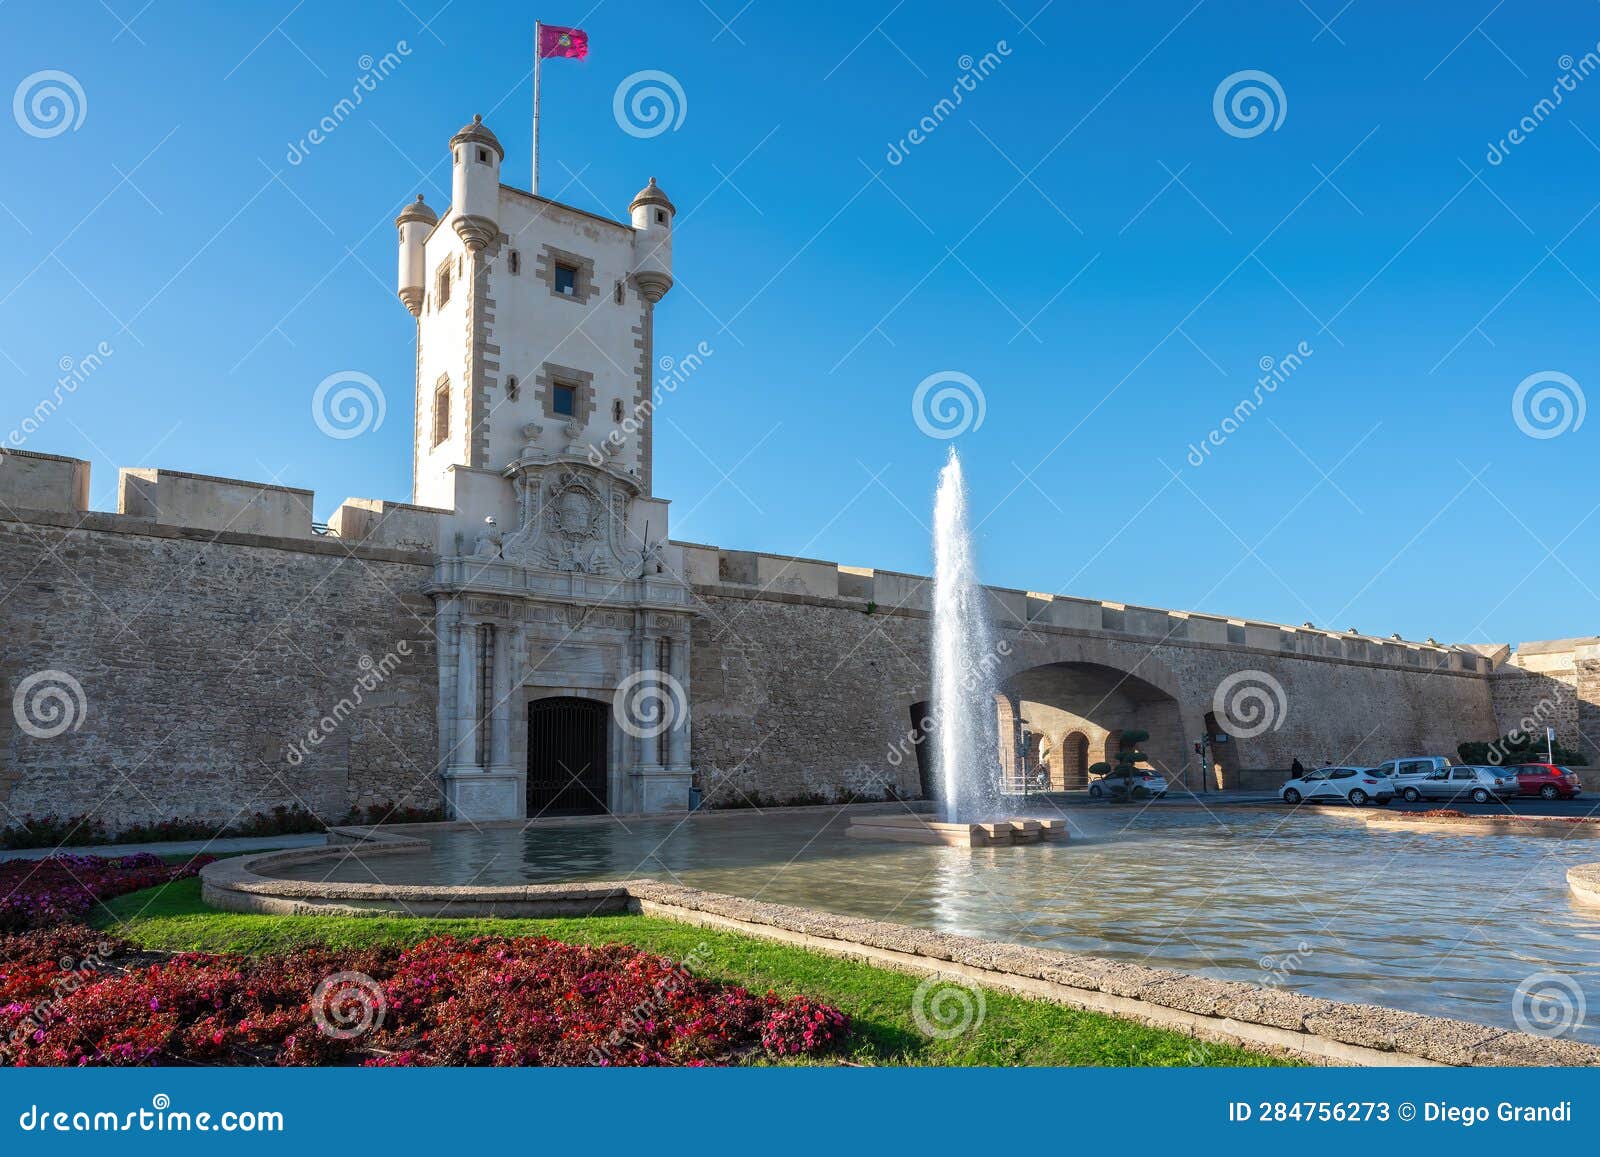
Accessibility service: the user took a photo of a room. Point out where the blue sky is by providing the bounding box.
[2,0,1597,647]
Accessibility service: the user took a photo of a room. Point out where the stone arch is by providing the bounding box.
[999,658,1188,789]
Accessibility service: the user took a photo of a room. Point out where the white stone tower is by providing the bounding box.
[394,113,693,823]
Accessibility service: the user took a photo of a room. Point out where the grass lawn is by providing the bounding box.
[93,878,1292,1067]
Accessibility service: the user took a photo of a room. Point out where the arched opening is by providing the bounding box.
[999,662,1185,792]
[1062,731,1090,789]
[527,696,609,815]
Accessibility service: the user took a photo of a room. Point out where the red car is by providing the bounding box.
[1514,763,1583,799]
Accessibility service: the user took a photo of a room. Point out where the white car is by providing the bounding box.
[1088,768,1169,799]
[1280,767,1393,807]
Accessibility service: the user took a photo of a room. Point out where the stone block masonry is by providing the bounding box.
[0,510,440,828]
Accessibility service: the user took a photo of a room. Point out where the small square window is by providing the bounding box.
[554,263,577,296]
[553,384,576,416]
[655,209,667,225]
[477,147,489,164]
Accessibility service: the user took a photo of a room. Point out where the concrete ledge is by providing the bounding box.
[199,827,1600,1068]
[1368,814,1600,838]
[1568,863,1600,907]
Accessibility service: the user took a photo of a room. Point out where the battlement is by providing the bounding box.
[0,449,1523,677]
[675,542,1493,675]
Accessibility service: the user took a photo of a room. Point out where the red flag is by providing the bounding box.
[538,24,588,59]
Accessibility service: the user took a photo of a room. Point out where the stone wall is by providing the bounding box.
[0,510,440,829]
[687,582,1501,803]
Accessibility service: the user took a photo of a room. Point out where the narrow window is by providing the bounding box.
[655,209,667,225]
[432,381,450,446]
[612,399,624,423]
[508,250,521,275]
[554,263,577,296]
[437,267,450,306]
[614,279,624,304]
[506,375,519,401]
[553,384,576,416]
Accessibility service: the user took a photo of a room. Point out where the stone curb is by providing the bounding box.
[198,834,1600,1068]
[1568,863,1600,908]
[1368,815,1600,837]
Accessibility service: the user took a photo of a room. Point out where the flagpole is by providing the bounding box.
[532,20,542,193]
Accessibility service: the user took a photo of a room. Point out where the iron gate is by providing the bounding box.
[527,697,609,815]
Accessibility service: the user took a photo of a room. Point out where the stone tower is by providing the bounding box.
[394,113,693,822]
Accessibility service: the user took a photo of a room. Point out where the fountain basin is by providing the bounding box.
[847,813,1069,847]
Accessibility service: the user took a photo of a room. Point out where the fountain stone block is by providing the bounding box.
[847,814,1069,848]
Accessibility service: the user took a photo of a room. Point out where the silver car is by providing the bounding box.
[1392,764,1517,804]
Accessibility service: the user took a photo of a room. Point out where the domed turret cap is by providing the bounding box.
[450,114,505,161]
[629,176,676,215]
[396,193,438,227]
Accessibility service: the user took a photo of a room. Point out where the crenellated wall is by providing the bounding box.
[0,451,1588,826]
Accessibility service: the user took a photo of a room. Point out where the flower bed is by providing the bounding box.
[1,930,850,1067]
[0,854,213,933]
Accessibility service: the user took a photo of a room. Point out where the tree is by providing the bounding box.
[1458,733,1587,767]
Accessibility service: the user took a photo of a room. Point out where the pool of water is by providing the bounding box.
[275,807,1600,1039]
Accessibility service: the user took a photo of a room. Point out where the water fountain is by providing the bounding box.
[850,449,1068,847]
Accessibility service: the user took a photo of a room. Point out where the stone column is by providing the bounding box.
[667,635,690,770]
[488,623,514,771]
[454,615,479,770]
[638,640,662,770]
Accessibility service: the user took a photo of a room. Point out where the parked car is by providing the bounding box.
[1280,767,1392,807]
[1370,756,1451,782]
[1088,768,1168,799]
[1392,764,1517,804]
[1513,763,1583,800]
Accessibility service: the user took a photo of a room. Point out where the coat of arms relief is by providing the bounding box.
[499,465,644,576]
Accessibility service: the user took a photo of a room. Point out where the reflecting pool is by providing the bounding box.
[273,807,1600,1040]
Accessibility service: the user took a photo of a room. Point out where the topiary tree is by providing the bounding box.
[1106,730,1151,800]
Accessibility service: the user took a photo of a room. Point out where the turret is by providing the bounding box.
[395,194,437,316]
[450,114,503,251]
[629,177,674,303]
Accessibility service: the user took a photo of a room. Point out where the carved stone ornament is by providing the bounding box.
[500,464,645,576]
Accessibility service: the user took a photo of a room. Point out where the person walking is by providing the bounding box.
[1290,757,1305,776]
